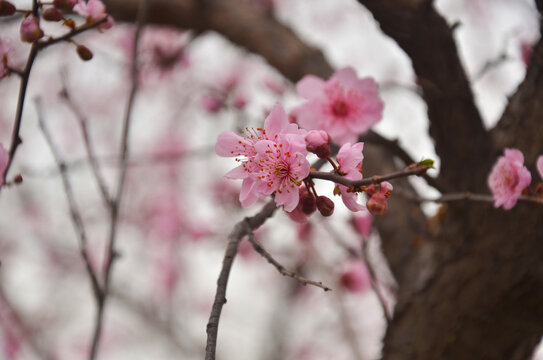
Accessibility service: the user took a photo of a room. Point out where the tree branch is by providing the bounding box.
[205,200,277,360]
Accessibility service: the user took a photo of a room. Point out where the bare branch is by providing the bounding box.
[205,200,277,360]
[246,232,332,291]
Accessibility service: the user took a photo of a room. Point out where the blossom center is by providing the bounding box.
[332,100,349,117]
[274,160,290,179]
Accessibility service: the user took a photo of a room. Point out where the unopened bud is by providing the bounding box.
[0,0,16,16]
[305,130,330,159]
[367,193,388,216]
[20,17,44,43]
[13,174,23,183]
[53,0,77,11]
[300,189,316,215]
[76,45,93,61]
[42,7,64,21]
[316,195,334,217]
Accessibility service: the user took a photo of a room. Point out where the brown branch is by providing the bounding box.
[88,2,148,359]
[356,0,492,191]
[60,72,113,207]
[246,232,332,291]
[205,200,277,360]
[34,98,102,303]
[310,165,431,189]
[362,131,443,191]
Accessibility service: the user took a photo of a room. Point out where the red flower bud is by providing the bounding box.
[53,0,77,11]
[316,195,334,217]
[367,193,388,216]
[42,7,64,21]
[300,189,316,215]
[20,18,44,43]
[0,1,16,16]
[76,45,93,61]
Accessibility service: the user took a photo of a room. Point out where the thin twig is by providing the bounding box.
[205,200,277,360]
[1,18,109,186]
[246,232,332,291]
[88,2,148,359]
[310,164,431,189]
[34,98,101,301]
[363,130,443,191]
[60,72,112,206]
[361,238,392,324]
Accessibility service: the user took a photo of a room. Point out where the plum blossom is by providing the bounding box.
[74,0,113,30]
[335,142,366,212]
[353,211,372,238]
[20,17,43,42]
[294,67,384,144]
[215,103,309,211]
[488,148,531,210]
[305,130,330,158]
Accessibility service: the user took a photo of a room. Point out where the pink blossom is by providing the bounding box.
[20,17,44,43]
[488,148,531,210]
[0,144,8,187]
[353,211,372,238]
[74,0,113,30]
[144,189,184,241]
[215,103,309,211]
[294,67,384,144]
[201,93,223,113]
[340,260,371,293]
[366,181,393,215]
[335,142,366,212]
[0,38,13,79]
[537,155,543,180]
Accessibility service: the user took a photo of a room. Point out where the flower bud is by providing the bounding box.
[53,0,77,11]
[305,130,330,159]
[316,195,334,217]
[233,95,247,110]
[20,18,44,43]
[42,7,64,21]
[76,45,93,61]
[0,1,16,16]
[300,188,316,215]
[367,193,388,216]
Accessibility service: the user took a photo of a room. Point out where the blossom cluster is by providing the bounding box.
[488,149,543,210]
[216,67,389,218]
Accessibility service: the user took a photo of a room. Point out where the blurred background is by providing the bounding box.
[0,0,540,359]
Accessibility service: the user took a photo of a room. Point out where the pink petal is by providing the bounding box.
[537,155,543,180]
[215,131,248,157]
[263,102,288,139]
[340,186,365,212]
[296,75,325,99]
[331,66,358,88]
[275,183,300,212]
[239,177,260,207]
[224,165,248,179]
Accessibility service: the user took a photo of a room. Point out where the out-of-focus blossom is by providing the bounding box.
[264,78,287,95]
[74,0,113,30]
[20,17,44,42]
[215,103,309,211]
[336,142,366,212]
[340,260,371,293]
[144,189,184,241]
[201,93,223,113]
[294,67,384,144]
[488,148,531,210]
[353,211,372,238]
